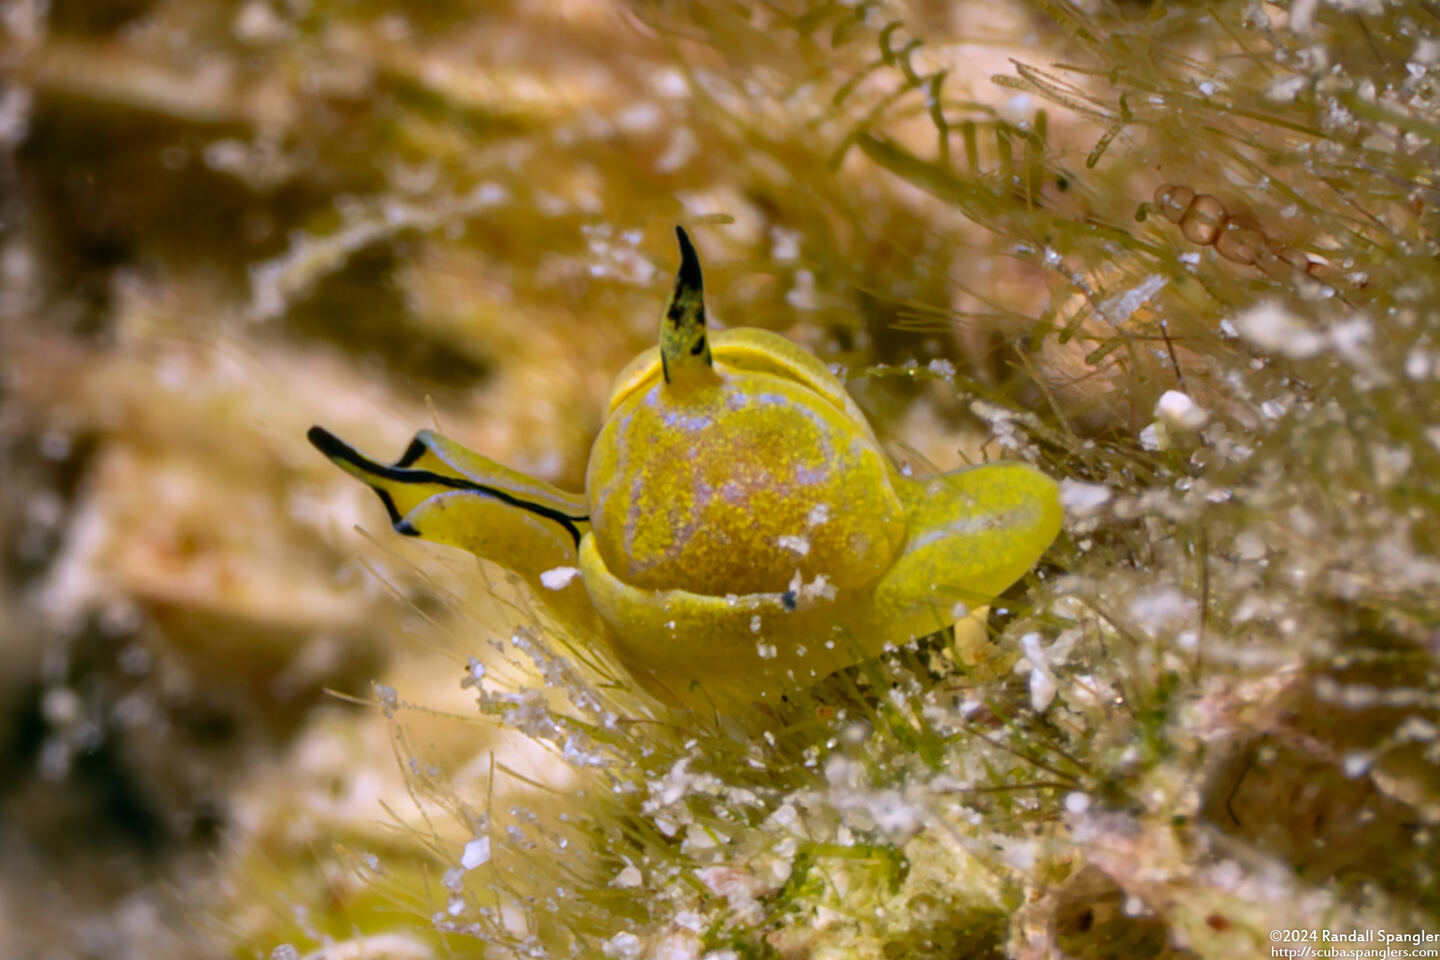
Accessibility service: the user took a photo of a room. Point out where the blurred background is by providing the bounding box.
[4,0,1440,957]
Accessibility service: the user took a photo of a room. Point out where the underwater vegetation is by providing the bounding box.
[1,0,1438,958]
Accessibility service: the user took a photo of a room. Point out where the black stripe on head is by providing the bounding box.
[307,426,588,547]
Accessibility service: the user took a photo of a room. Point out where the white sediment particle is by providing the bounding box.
[1138,422,1163,452]
[1000,837,1038,871]
[785,570,837,603]
[1064,792,1091,814]
[801,573,836,601]
[1397,716,1439,742]
[1329,315,1373,354]
[756,641,777,660]
[807,504,831,527]
[0,87,32,150]
[786,269,820,310]
[603,931,642,959]
[1234,301,1326,358]
[270,947,301,960]
[1097,274,1167,324]
[867,790,922,835]
[778,534,811,556]
[655,124,698,172]
[1060,479,1111,515]
[927,357,956,380]
[1371,443,1412,486]
[539,566,581,590]
[461,836,491,870]
[1155,389,1209,429]
[1267,73,1309,102]
[770,225,802,261]
[460,657,486,690]
[1343,751,1373,778]
[749,614,762,634]
[1020,633,1058,713]
[1129,586,1196,632]
[374,684,399,712]
[611,865,643,888]
[684,822,717,850]
[1405,348,1432,380]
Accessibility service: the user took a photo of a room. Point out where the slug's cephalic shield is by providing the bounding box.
[310,227,1062,708]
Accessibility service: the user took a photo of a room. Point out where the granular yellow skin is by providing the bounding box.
[588,366,905,596]
[309,230,1062,709]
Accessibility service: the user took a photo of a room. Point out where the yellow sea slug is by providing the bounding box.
[309,228,1061,708]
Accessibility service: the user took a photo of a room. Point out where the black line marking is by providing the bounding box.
[395,435,429,468]
[689,337,706,355]
[307,426,587,547]
[674,225,703,298]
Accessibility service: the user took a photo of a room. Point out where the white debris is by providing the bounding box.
[461,836,491,870]
[1097,274,1168,324]
[684,822,717,850]
[1155,390,1209,429]
[611,865,643,888]
[807,504,831,527]
[655,124,698,173]
[1064,792,1092,814]
[778,534,811,556]
[603,931,642,959]
[233,0,290,44]
[1405,348,1432,380]
[1060,479,1112,515]
[1267,73,1309,103]
[539,566,582,590]
[785,269,820,310]
[1234,301,1326,358]
[461,657,486,690]
[770,226,802,261]
[1129,586,1196,632]
[1396,716,1439,742]
[867,790,923,836]
[786,570,837,603]
[1342,752,1373,778]
[1020,633,1058,713]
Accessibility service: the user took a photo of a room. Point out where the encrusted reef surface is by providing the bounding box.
[1,0,1438,957]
